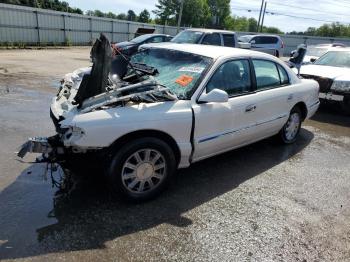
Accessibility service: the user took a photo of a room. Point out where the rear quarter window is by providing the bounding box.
[277,64,289,85]
[265,37,278,44]
[252,60,281,89]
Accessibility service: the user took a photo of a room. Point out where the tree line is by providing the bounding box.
[2,0,350,38]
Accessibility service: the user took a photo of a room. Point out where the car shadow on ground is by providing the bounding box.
[311,101,350,127]
[0,129,314,260]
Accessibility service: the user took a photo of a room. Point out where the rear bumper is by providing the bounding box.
[307,100,320,119]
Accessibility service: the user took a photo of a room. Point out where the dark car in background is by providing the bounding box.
[113,34,173,56]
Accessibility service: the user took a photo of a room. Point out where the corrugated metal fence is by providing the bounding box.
[2,3,350,55]
[0,3,179,45]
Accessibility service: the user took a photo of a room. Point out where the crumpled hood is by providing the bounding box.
[300,65,350,80]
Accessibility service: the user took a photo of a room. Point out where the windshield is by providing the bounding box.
[306,47,328,57]
[131,34,152,44]
[238,36,253,43]
[131,48,212,99]
[171,30,204,44]
[314,51,350,67]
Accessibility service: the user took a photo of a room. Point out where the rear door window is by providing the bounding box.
[252,60,281,89]
[263,37,278,44]
[222,34,236,47]
[251,36,262,44]
[202,33,221,46]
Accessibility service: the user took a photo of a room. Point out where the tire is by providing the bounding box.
[107,137,176,202]
[275,50,280,58]
[278,107,302,144]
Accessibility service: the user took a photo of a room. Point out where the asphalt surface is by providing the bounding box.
[0,49,349,261]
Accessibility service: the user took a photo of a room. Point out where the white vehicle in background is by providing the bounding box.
[18,37,320,201]
[303,43,346,64]
[238,34,285,57]
[300,48,350,114]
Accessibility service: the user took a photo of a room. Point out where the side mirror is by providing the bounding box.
[310,58,316,63]
[238,42,251,49]
[250,40,256,44]
[198,88,228,103]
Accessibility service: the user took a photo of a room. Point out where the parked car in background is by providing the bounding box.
[300,48,350,114]
[303,43,346,64]
[238,34,285,57]
[19,35,320,201]
[171,28,238,47]
[112,34,173,56]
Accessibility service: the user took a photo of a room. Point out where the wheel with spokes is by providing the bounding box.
[278,107,302,144]
[107,137,176,201]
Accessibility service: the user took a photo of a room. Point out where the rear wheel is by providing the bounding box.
[107,137,176,202]
[278,107,302,144]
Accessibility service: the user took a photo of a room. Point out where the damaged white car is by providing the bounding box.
[18,34,320,201]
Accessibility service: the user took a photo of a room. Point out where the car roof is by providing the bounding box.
[143,42,277,60]
[142,33,171,37]
[184,28,236,34]
[240,34,281,38]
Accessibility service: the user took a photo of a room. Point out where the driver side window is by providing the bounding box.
[206,60,251,96]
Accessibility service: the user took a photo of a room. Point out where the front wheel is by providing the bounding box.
[278,107,302,144]
[107,137,176,202]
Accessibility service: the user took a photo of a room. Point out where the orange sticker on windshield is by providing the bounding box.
[175,75,193,87]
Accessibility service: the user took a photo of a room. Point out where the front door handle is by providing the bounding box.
[245,105,256,113]
[287,94,294,101]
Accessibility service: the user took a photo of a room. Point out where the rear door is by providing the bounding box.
[251,36,278,55]
[250,59,292,137]
[200,33,222,46]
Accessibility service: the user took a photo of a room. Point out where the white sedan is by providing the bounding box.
[300,48,350,114]
[19,43,320,201]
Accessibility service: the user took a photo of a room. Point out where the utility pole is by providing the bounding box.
[257,0,264,32]
[260,1,267,33]
[177,0,184,33]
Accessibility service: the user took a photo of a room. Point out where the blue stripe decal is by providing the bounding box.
[198,114,288,144]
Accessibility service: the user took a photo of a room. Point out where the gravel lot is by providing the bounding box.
[0,48,349,262]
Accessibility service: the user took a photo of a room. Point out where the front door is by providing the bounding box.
[192,59,259,161]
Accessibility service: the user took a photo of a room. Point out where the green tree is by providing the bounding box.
[138,9,150,23]
[117,13,127,20]
[127,9,137,21]
[207,0,230,28]
[153,0,211,27]
[106,12,117,19]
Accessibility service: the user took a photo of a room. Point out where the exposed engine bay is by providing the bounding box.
[17,34,177,185]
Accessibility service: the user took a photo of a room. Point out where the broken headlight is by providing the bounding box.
[331,81,350,93]
[61,126,85,146]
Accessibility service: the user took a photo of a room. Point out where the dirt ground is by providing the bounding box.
[0,48,349,261]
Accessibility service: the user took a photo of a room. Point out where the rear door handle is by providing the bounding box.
[245,105,256,113]
[287,94,294,101]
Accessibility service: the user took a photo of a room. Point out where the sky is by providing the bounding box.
[66,0,350,32]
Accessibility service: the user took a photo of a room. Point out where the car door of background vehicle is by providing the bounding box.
[192,59,260,161]
[200,33,222,46]
[250,59,292,138]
